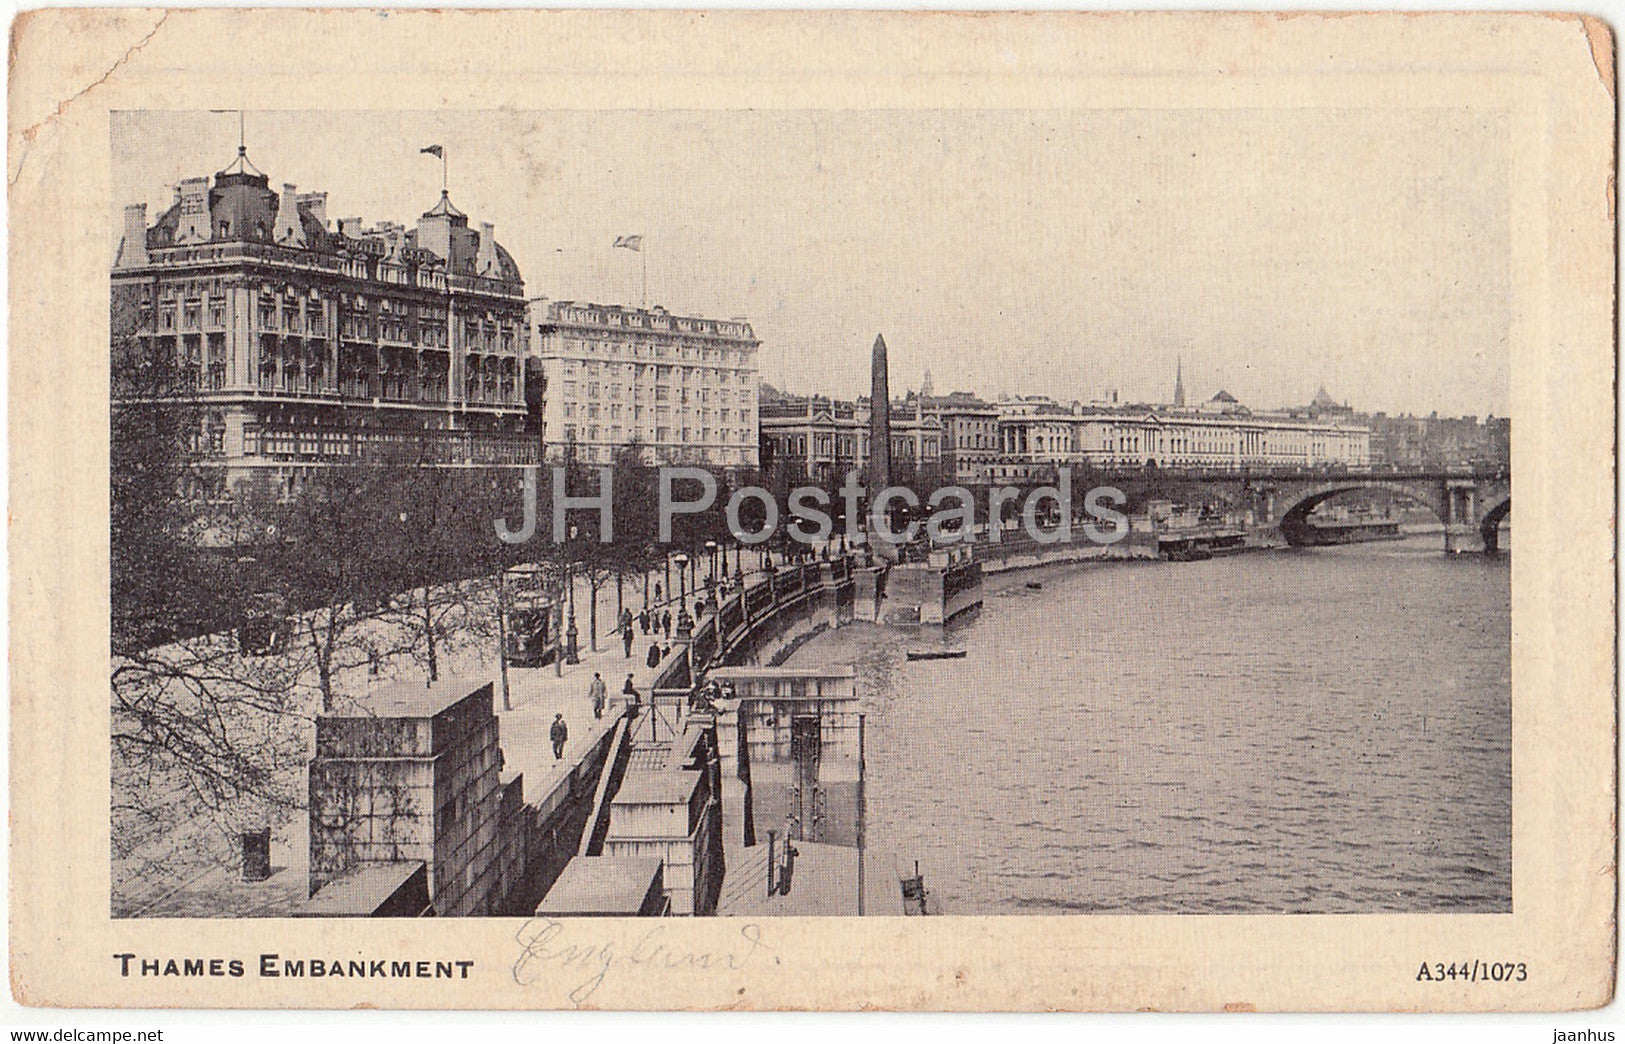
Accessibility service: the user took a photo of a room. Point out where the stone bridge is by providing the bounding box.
[1085,465,1501,552]
[1112,466,1510,553]
[1261,471,1508,553]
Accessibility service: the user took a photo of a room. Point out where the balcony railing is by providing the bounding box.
[241,424,540,466]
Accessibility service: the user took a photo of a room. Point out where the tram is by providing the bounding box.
[503,564,559,668]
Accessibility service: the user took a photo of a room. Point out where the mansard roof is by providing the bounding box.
[137,164,522,287]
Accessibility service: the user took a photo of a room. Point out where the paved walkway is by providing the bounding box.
[115,551,836,916]
[493,553,818,807]
[716,841,902,916]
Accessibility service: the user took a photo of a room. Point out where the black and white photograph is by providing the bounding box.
[109,105,1514,921]
[7,7,1613,1018]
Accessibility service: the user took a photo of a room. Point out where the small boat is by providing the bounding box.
[906,649,967,661]
[900,861,938,915]
[1025,581,1043,590]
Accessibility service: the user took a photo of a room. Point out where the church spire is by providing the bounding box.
[1174,356,1186,408]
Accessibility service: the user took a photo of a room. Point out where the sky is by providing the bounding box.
[112,108,1511,418]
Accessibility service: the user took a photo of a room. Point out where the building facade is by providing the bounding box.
[111,149,537,497]
[924,394,1002,484]
[1366,412,1510,470]
[758,394,943,480]
[530,300,759,468]
[1067,390,1371,470]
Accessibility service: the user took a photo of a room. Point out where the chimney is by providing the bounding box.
[174,177,212,244]
[476,221,498,276]
[338,217,363,238]
[296,191,328,231]
[273,183,306,247]
[116,203,148,268]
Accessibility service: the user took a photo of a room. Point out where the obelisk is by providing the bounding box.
[868,334,892,494]
[866,334,900,566]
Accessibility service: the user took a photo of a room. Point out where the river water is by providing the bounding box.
[784,535,1512,914]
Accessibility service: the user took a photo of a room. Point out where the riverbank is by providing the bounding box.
[785,533,1512,915]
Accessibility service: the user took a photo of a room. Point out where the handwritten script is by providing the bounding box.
[511,919,774,1006]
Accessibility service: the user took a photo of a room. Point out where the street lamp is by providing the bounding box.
[672,551,689,607]
[672,551,693,639]
[565,523,580,665]
[705,540,718,589]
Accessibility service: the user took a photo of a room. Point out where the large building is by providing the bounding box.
[758,392,944,481]
[1068,391,1371,469]
[112,147,538,496]
[530,300,759,467]
[923,393,1001,484]
[1366,411,1510,470]
[985,390,1370,481]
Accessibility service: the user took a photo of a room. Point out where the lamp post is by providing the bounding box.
[672,551,692,640]
[565,523,580,665]
[705,539,718,589]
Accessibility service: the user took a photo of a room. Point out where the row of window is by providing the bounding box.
[549,335,754,366]
[559,424,755,447]
[556,379,754,406]
[550,310,749,338]
[561,402,750,423]
[557,359,754,383]
[242,425,538,464]
[770,434,942,460]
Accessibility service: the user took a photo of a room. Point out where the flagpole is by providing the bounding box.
[641,247,648,309]
[442,149,448,194]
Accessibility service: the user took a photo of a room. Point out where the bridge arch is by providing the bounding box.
[1479,496,1511,554]
[1274,480,1445,546]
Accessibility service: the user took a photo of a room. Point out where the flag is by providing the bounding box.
[613,235,643,251]
[420,145,443,158]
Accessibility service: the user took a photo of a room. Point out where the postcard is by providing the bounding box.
[7,9,1615,1010]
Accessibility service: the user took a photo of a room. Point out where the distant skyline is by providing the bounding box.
[113,109,1511,418]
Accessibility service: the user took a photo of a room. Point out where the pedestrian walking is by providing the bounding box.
[621,622,634,658]
[550,714,568,760]
[639,608,650,634]
[662,609,672,638]
[647,641,661,669]
[588,672,606,719]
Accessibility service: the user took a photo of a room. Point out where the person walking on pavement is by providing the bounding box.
[662,609,672,638]
[619,607,633,635]
[621,620,634,658]
[623,674,641,716]
[588,672,606,719]
[550,714,568,760]
[647,641,661,669]
[639,607,650,634]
